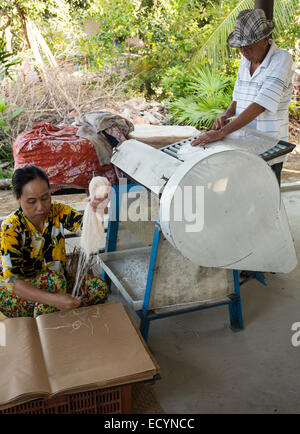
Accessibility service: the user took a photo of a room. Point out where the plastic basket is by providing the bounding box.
[0,385,131,414]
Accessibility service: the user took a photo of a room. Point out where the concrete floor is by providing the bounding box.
[65,189,300,414]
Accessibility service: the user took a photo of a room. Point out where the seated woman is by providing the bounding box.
[0,165,108,318]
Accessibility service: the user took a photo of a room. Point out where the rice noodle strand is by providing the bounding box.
[72,177,112,297]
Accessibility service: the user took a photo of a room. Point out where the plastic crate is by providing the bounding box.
[0,384,131,414]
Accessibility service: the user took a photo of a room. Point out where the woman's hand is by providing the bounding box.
[13,279,81,312]
[88,195,109,212]
[53,293,81,311]
[88,178,112,213]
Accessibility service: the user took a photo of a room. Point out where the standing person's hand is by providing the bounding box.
[191,129,226,147]
[212,115,230,130]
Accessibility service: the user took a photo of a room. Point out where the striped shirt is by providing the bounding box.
[233,40,294,143]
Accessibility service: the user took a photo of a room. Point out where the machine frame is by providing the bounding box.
[99,182,266,342]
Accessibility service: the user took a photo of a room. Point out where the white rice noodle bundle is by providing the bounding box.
[80,176,112,256]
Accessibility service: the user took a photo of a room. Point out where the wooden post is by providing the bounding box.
[254,0,274,20]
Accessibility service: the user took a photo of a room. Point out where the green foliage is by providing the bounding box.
[275,3,300,54]
[73,0,298,99]
[0,97,23,166]
[0,0,81,60]
[75,0,213,97]
[188,67,234,95]
[67,0,91,9]
[0,39,19,80]
[74,0,139,71]
[160,65,192,100]
[127,1,211,97]
[0,98,23,134]
[0,144,13,161]
[0,98,17,168]
[168,67,233,129]
[289,95,300,118]
[0,141,14,171]
[0,0,298,113]
[0,165,13,179]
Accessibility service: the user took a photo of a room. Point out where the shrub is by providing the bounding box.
[0,39,19,81]
[168,67,234,129]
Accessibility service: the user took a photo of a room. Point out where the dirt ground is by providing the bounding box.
[280,118,300,183]
[281,150,300,183]
[0,119,298,217]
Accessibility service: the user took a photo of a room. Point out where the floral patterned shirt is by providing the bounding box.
[0,202,83,290]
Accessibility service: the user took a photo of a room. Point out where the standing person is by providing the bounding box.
[0,165,109,318]
[192,9,295,184]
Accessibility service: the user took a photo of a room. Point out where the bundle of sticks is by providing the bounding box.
[65,247,94,294]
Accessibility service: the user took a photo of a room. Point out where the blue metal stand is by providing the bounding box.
[136,223,244,341]
[229,270,244,332]
[101,184,120,289]
[102,183,267,342]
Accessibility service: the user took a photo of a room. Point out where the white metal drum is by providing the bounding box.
[112,138,297,273]
[160,147,297,272]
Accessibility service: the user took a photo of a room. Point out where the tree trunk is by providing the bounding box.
[14,0,31,48]
[254,0,274,20]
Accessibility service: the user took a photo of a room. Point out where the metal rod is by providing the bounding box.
[138,300,231,322]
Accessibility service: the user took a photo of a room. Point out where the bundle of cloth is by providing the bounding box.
[13,111,134,191]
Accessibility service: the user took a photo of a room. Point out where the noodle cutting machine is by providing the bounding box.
[97,128,297,341]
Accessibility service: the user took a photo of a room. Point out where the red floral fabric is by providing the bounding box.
[13,123,124,190]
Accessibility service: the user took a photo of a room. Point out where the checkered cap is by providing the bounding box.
[227,9,275,48]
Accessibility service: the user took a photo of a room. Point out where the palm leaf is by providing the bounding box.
[190,0,299,69]
[0,39,19,80]
[169,91,233,129]
[188,66,232,95]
